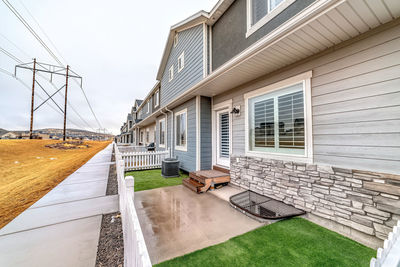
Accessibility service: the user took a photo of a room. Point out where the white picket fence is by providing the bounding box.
[114,143,152,267]
[370,220,400,267]
[121,149,169,171]
[118,145,148,153]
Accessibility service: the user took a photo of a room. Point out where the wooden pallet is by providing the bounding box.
[183,166,230,193]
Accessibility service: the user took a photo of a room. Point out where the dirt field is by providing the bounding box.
[0,139,111,228]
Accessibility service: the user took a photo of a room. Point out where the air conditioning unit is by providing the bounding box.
[162,158,180,178]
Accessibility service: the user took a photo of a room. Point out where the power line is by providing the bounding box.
[1,0,104,130]
[0,32,30,59]
[72,78,103,129]
[17,0,68,65]
[0,46,21,62]
[0,66,85,129]
[0,46,96,131]
[1,0,62,65]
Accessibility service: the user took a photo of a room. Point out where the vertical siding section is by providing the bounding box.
[200,96,212,170]
[173,98,197,172]
[160,25,204,106]
[213,24,400,174]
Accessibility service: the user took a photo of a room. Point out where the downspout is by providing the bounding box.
[165,107,174,159]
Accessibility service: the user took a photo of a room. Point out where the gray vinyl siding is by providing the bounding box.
[160,25,204,107]
[213,23,400,174]
[212,0,316,70]
[173,98,197,172]
[138,99,152,120]
[200,96,212,170]
[155,98,198,172]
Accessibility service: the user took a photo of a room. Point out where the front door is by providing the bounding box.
[216,109,230,167]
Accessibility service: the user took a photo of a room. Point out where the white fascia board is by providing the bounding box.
[136,81,160,112]
[156,12,209,80]
[156,0,340,111]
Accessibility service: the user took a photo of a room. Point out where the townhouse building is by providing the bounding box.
[120,0,400,247]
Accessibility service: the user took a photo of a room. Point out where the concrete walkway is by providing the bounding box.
[0,144,118,267]
[134,185,264,264]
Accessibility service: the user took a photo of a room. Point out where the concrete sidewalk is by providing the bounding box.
[0,143,118,267]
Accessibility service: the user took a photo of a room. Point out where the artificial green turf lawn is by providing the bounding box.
[155,217,375,267]
[125,169,188,192]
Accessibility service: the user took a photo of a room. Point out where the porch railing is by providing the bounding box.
[114,143,152,267]
[120,149,169,171]
[118,145,148,153]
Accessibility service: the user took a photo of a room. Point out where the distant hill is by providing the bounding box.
[0,128,113,138]
[0,128,8,136]
[37,128,113,137]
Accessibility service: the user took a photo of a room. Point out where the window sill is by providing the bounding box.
[245,150,313,164]
[159,144,166,148]
[246,0,296,38]
[175,145,187,152]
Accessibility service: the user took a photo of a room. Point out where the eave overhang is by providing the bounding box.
[136,0,400,128]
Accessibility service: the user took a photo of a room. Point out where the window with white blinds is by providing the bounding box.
[254,98,274,148]
[175,110,187,150]
[249,82,305,155]
[278,91,304,149]
[159,119,165,146]
[219,112,230,158]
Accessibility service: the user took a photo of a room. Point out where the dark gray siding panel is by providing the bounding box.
[212,0,316,70]
[200,96,212,170]
[161,25,204,107]
[173,98,197,172]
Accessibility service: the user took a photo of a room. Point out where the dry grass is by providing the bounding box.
[0,139,110,228]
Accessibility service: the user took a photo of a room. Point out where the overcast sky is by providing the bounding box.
[0,0,216,134]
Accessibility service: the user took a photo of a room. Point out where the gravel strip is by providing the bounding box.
[96,146,124,266]
[106,148,117,196]
[95,212,124,267]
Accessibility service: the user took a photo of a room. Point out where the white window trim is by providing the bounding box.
[154,90,160,108]
[212,99,232,168]
[175,108,187,152]
[146,128,150,143]
[140,130,144,143]
[159,118,166,148]
[246,0,296,38]
[244,71,313,163]
[178,52,185,73]
[146,101,150,113]
[174,33,178,47]
[168,65,174,82]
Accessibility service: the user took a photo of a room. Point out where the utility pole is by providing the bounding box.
[15,60,82,141]
[29,58,36,139]
[63,65,69,141]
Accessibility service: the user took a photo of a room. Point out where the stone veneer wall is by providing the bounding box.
[230,155,400,244]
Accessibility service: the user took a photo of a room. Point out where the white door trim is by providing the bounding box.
[212,99,232,168]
